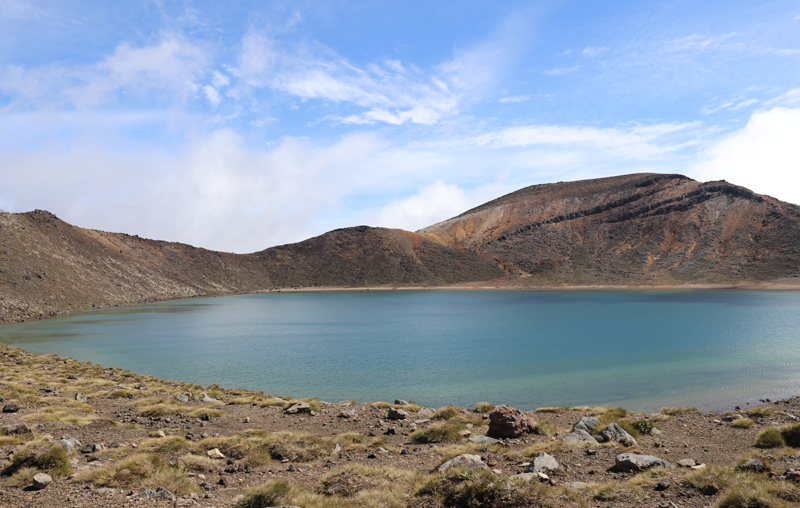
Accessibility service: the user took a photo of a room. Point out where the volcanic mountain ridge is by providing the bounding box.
[1,172,799,323]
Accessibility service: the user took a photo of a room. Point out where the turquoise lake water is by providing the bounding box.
[2,289,800,413]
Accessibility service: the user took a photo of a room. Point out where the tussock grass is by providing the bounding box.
[747,406,776,418]
[236,480,291,508]
[7,466,39,488]
[187,407,224,419]
[2,441,71,477]
[370,401,421,412]
[535,407,568,413]
[416,467,556,508]
[318,464,419,498]
[410,421,466,444]
[474,402,494,413]
[780,423,800,447]
[756,429,785,449]
[732,418,755,429]
[533,421,559,436]
[179,453,222,472]
[432,406,461,421]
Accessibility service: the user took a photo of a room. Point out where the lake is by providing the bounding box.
[2,289,800,413]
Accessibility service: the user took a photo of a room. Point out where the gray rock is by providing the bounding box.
[54,436,81,451]
[572,416,600,434]
[677,458,696,468]
[417,407,435,417]
[74,392,87,403]
[563,429,599,445]
[651,427,663,436]
[468,435,501,445]
[487,405,536,438]
[284,402,311,414]
[527,452,559,473]
[337,410,357,419]
[136,486,176,500]
[175,394,190,403]
[1,421,32,436]
[387,408,409,420]
[615,453,675,472]
[31,473,52,490]
[394,399,410,406]
[510,473,537,482]
[567,481,590,489]
[436,454,489,473]
[2,402,20,413]
[602,423,638,446]
[200,392,216,403]
[93,487,118,495]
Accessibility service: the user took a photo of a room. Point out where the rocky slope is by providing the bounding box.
[2,173,800,324]
[420,173,800,285]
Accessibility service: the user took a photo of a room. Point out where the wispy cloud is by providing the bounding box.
[498,95,530,103]
[543,65,579,76]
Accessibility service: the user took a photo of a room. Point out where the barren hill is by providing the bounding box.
[2,173,800,323]
[420,173,800,285]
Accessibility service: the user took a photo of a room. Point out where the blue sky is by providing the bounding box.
[1,1,799,252]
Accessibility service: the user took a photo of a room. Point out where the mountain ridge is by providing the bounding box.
[2,172,799,324]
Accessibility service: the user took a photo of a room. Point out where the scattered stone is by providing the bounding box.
[93,487,117,495]
[200,392,216,402]
[527,452,559,473]
[572,416,600,434]
[468,434,501,445]
[31,473,52,490]
[67,375,78,380]
[2,402,20,413]
[175,394,189,403]
[651,427,664,436]
[615,453,675,472]
[155,430,166,438]
[567,481,590,489]
[585,448,597,456]
[387,407,409,420]
[511,473,537,482]
[563,429,599,445]
[206,448,225,459]
[436,454,489,473]
[458,429,472,438]
[1,420,32,436]
[74,392,87,403]
[137,487,177,501]
[80,444,95,454]
[174,499,197,507]
[417,407,435,417]
[702,483,720,496]
[656,479,672,491]
[285,402,311,414]
[394,399,410,406]
[487,405,536,438]
[54,436,81,451]
[601,422,638,446]
[337,410,357,418]
[677,458,696,468]
[785,469,800,482]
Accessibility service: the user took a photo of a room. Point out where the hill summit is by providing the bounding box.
[2,173,799,323]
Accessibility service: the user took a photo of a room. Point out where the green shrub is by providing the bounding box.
[756,428,785,449]
[433,406,460,421]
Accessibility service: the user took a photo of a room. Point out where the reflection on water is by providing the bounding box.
[1,289,799,412]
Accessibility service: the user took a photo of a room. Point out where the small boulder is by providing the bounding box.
[394,399,410,406]
[436,454,489,473]
[75,392,87,403]
[572,416,600,434]
[487,405,536,438]
[563,429,599,445]
[2,402,21,413]
[417,407,435,417]
[468,435,500,445]
[615,453,674,472]
[527,452,559,473]
[31,473,52,490]
[736,457,767,473]
[1,421,32,436]
[175,394,190,403]
[601,423,638,446]
[677,458,696,468]
[54,436,81,451]
[284,402,311,414]
[206,448,225,459]
[387,408,409,421]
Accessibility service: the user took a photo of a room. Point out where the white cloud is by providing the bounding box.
[692,107,800,206]
[581,46,606,57]
[0,34,209,107]
[211,70,230,88]
[203,85,221,106]
[498,95,530,103]
[376,181,470,230]
[544,65,579,76]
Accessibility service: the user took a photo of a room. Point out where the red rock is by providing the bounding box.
[487,405,536,438]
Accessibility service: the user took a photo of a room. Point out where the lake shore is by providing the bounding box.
[2,341,800,508]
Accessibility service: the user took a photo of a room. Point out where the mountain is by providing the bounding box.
[2,173,799,323]
[420,173,800,285]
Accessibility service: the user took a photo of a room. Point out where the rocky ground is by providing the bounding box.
[2,342,800,508]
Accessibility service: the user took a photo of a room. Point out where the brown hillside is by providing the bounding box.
[0,212,502,324]
[419,173,800,285]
